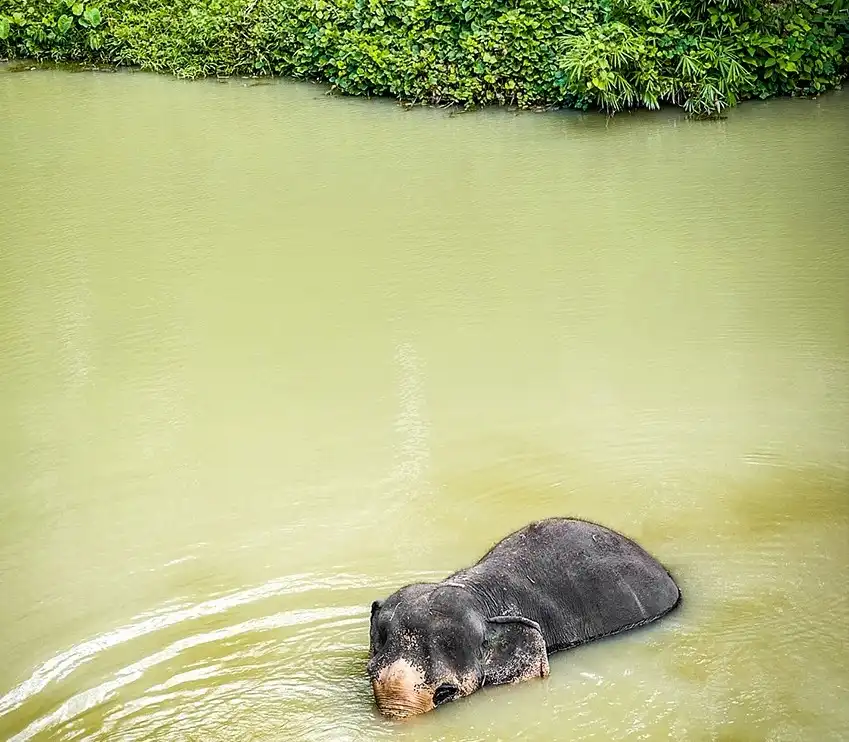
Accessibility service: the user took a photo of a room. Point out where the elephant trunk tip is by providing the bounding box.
[372,684,434,719]
[372,659,434,719]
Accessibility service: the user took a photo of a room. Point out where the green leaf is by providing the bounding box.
[0,16,9,39]
[83,7,101,27]
[72,3,84,15]
[57,13,72,32]
[784,61,797,71]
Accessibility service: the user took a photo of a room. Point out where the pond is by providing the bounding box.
[1,66,847,741]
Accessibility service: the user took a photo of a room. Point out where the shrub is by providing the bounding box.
[1,0,847,115]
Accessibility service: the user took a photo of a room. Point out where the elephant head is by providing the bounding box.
[367,583,549,718]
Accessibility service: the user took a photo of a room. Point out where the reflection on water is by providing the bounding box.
[0,66,847,741]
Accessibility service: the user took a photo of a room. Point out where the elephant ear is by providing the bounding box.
[368,600,384,656]
[482,615,550,686]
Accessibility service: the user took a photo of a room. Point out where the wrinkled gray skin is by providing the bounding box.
[367,517,681,718]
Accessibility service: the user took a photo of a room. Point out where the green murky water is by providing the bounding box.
[1,66,848,741]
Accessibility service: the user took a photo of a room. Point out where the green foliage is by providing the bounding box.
[0,0,105,57]
[555,0,847,115]
[1,0,846,115]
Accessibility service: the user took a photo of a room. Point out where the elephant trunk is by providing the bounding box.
[371,659,435,718]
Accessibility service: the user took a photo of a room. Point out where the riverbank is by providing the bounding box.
[1,0,847,116]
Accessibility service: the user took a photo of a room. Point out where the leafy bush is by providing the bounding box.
[1,0,847,115]
[1,0,106,59]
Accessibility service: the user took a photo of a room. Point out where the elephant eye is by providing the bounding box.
[481,629,499,656]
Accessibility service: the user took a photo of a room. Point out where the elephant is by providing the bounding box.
[367,517,681,718]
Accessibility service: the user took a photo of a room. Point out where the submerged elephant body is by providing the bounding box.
[367,517,681,718]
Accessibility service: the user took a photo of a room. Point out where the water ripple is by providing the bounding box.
[0,571,442,742]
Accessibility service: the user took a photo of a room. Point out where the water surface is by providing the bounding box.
[1,67,848,741]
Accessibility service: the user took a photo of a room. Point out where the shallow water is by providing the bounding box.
[1,66,848,741]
